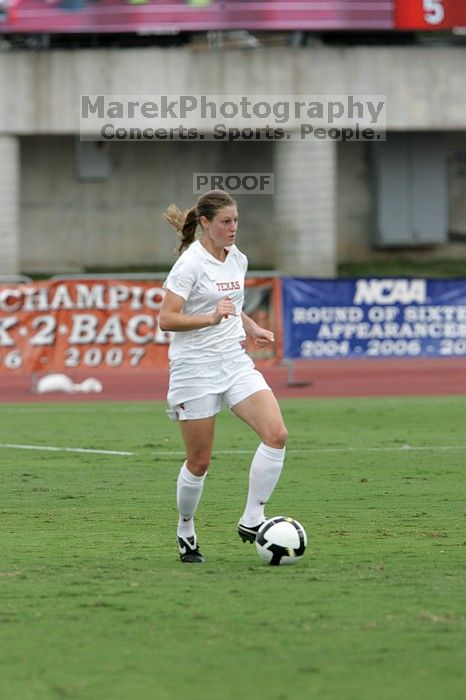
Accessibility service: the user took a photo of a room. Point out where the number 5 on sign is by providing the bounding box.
[423,0,445,25]
[397,0,464,29]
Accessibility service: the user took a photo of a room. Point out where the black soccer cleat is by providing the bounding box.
[177,534,204,563]
[237,521,263,544]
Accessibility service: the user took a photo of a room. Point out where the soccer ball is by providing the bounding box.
[255,516,307,566]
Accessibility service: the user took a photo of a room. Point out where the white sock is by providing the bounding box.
[177,462,206,538]
[240,442,285,527]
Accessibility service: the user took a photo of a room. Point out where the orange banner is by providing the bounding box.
[0,277,282,374]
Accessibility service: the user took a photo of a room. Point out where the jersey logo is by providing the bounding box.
[216,281,240,292]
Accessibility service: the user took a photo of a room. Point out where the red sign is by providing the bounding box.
[396,0,466,30]
[0,1,394,34]
[0,277,281,374]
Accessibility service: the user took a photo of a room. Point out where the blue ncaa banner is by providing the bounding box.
[282,278,466,359]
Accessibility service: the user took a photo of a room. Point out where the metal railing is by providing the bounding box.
[49,271,281,280]
[0,275,33,283]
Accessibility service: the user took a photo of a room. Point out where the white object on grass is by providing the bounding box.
[35,373,103,394]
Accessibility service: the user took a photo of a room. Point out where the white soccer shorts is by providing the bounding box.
[167,353,271,421]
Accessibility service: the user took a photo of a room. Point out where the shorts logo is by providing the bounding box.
[179,403,185,410]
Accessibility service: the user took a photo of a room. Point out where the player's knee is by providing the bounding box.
[263,424,288,449]
[275,425,288,448]
[187,455,210,476]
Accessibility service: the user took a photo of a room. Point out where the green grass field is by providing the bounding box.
[0,396,465,700]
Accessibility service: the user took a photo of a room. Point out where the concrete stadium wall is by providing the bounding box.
[19,137,276,272]
[337,132,466,263]
[1,46,465,133]
[19,131,466,273]
[1,45,465,275]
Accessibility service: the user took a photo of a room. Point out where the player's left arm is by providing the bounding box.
[241,312,275,348]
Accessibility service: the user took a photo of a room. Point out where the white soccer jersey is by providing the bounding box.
[163,240,248,362]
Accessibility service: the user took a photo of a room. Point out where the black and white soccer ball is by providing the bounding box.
[255,516,307,566]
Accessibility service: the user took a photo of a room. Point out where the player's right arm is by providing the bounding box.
[159,291,237,332]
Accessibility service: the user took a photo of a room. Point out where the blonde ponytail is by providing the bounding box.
[163,205,198,256]
[163,190,236,257]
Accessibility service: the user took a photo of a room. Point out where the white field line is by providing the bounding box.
[150,445,466,456]
[0,406,150,413]
[1,443,466,458]
[0,443,134,456]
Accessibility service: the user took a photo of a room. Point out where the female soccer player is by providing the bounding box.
[159,190,288,563]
